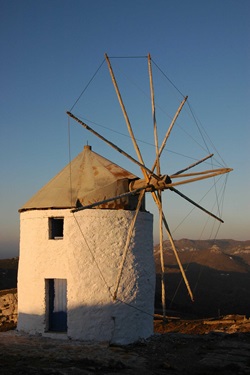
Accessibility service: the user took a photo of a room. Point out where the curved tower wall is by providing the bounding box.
[18,208,155,344]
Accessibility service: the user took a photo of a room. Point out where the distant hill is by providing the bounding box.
[1,240,250,318]
[154,239,250,273]
[0,258,18,291]
[154,239,250,318]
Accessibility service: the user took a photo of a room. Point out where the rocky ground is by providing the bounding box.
[1,316,250,374]
[1,246,250,374]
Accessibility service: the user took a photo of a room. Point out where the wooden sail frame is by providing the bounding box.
[67,53,233,317]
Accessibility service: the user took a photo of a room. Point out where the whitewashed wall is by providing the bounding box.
[17,209,155,344]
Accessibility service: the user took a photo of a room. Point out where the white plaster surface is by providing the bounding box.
[18,209,155,344]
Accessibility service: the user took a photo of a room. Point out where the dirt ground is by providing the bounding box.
[1,317,250,374]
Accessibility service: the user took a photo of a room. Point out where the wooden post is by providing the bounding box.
[151,96,188,173]
[105,54,149,181]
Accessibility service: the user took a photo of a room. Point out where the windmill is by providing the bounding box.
[67,53,232,319]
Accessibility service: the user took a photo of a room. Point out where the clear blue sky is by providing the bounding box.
[1,0,249,258]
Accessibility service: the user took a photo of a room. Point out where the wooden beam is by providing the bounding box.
[105,54,149,181]
[71,187,145,212]
[171,187,224,223]
[151,96,188,173]
[148,53,160,176]
[67,111,159,180]
[170,167,233,179]
[172,154,214,176]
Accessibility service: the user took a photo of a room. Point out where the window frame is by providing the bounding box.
[49,217,64,240]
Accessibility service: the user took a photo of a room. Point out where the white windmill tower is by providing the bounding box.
[17,54,232,344]
[17,144,155,344]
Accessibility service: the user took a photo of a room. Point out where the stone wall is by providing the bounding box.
[0,289,17,328]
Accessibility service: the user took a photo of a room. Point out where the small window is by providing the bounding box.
[49,217,64,239]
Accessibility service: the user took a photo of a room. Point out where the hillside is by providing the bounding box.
[154,239,250,318]
[1,240,250,318]
[154,239,250,272]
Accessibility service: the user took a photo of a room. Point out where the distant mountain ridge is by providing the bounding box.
[0,240,249,318]
[154,239,250,317]
[154,239,250,273]
[155,238,250,254]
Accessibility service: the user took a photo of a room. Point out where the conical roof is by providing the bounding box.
[19,145,139,212]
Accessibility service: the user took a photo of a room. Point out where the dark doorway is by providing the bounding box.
[46,279,67,332]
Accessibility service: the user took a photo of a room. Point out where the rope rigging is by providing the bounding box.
[72,113,224,168]
[69,58,106,112]
[69,54,227,171]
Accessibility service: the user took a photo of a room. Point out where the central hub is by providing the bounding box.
[129,174,172,192]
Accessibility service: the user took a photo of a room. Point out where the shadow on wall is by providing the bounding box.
[17,301,154,345]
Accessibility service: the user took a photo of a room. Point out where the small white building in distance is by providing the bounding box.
[17,145,155,344]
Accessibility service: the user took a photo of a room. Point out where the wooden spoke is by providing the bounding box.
[67,54,233,307]
[67,111,159,180]
[172,154,214,176]
[105,54,149,181]
[151,96,188,173]
[171,187,224,223]
[161,209,194,301]
[151,190,194,301]
[148,53,160,176]
[129,168,232,192]
[157,191,166,318]
[168,168,233,187]
[148,53,166,315]
[113,189,146,300]
[71,187,146,212]
[170,167,232,179]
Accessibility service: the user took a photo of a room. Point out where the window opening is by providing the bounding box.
[49,217,64,239]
